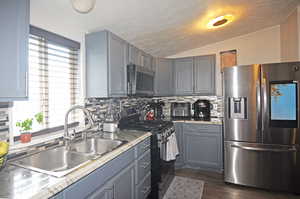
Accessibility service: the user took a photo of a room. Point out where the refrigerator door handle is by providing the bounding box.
[230,144,297,152]
[256,80,261,132]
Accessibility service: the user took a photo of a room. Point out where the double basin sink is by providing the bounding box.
[10,136,127,177]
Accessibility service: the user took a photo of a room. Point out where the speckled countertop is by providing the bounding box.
[0,130,151,199]
[164,117,223,125]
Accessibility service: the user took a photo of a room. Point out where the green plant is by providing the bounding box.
[16,112,44,132]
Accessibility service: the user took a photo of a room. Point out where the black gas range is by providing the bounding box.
[119,116,175,199]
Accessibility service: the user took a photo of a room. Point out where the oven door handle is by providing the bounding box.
[231,144,297,152]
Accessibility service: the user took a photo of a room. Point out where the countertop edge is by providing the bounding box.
[30,132,152,199]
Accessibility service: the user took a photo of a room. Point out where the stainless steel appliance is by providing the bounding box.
[193,99,211,121]
[127,64,155,96]
[170,102,191,119]
[224,63,300,193]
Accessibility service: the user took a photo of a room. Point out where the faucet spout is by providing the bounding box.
[64,105,94,140]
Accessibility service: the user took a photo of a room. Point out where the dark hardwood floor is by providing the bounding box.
[175,168,300,199]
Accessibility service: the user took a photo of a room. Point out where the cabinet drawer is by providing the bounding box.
[183,123,221,133]
[136,149,151,184]
[136,137,151,157]
[136,173,151,199]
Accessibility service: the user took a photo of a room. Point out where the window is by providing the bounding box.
[12,26,82,136]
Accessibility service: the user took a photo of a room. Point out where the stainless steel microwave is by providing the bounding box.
[127,64,155,96]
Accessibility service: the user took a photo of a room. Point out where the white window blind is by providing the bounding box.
[12,32,82,136]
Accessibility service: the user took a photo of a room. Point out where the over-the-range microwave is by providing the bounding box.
[127,64,155,96]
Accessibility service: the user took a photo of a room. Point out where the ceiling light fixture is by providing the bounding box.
[207,14,234,29]
[71,0,96,14]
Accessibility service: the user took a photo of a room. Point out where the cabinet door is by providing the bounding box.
[113,164,135,199]
[183,124,222,171]
[128,45,141,65]
[0,0,29,100]
[174,58,194,95]
[154,58,174,96]
[108,33,128,96]
[194,55,215,95]
[88,185,113,199]
[142,53,153,70]
[174,123,184,167]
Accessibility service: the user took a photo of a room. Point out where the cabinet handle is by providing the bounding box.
[140,162,151,169]
[142,186,151,194]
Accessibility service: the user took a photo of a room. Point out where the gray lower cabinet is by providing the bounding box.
[194,55,215,95]
[50,137,151,199]
[85,30,128,98]
[154,58,174,96]
[0,0,29,101]
[175,123,223,172]
[174,57,194,95]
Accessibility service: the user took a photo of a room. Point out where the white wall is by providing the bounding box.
[280,8,299,62]
[168,26,281,96]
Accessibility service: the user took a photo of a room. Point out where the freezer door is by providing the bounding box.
[223,65,262,142]
[224,141,299,192]
[261,62,300,145]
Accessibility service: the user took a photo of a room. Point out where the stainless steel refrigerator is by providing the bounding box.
[223,63,300,193]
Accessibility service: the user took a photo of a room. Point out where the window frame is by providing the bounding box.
[9,26,82,146]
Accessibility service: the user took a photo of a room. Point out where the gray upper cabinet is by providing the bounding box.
[194,55,215,95]
[173,55,216,96]
[154,58,174,96]
[141,52,153,70]
[174,57,194,95]
[108,33,128,96]
[85,30,128,98]
[128,45,141,65]
[0,0,29,101]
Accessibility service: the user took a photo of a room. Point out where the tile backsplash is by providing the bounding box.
[0,103,11,141]
[152,96,223,118]
[85,96,223,122]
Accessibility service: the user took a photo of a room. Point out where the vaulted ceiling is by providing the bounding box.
[31,0,299,57]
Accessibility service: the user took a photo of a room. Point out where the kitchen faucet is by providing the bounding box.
[64,105,94,141]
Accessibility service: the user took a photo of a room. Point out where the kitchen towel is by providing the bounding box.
[165,133,179,161]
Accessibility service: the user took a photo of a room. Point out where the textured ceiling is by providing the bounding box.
[31,0,299,57]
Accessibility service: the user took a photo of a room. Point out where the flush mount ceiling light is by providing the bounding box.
[207,14,234,29]
[71,0,96,14]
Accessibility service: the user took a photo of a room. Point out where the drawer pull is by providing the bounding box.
[140,162,151,169]
[141,186,151,194]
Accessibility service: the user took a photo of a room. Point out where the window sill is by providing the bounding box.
[9,130,64,153]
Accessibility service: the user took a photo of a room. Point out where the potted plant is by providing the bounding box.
[16,112,44,143]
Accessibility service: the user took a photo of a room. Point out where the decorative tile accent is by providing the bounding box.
[0,102,11,141]
[85,96,223,123]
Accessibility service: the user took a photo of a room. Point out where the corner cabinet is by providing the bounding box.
[173,55,216,96]
[0,0,29,101]
[154,58,174,96]
[85,30,128,98]
[175,123,223,172]
[174,58,194,95]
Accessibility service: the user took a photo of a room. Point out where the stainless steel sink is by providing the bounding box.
[10,146,93,177]
[69,137,127,156]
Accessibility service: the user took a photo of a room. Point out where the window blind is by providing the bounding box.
[12,29,82,136]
